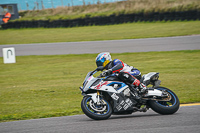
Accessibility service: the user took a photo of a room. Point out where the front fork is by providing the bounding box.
[97,91,101,105]
[84,91,101,105]
[83,91,106,105]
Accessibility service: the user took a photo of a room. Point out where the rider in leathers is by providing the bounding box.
[96,52,147,96]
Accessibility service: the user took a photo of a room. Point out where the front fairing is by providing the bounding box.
[82,71,102,92]
[83,76,99,92]
[82,73,122,93]
[83,71,93,86]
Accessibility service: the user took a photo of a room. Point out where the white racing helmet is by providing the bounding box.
[96,52,112,67]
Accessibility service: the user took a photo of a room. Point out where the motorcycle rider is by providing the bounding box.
[96,52,147,95]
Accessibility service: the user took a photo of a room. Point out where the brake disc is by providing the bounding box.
[89,100,107,112]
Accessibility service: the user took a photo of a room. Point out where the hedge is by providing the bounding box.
[2,10,200,29]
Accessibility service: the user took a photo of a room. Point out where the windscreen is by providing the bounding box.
[83,71,93,86]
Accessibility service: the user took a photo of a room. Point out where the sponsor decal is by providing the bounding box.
[116,98,133,111]
[116,104,122,111]
[88,76,92,81]
[103,60,110,67]
[125,98,133,107]
[94,81,108,90]
[111,93,119,100]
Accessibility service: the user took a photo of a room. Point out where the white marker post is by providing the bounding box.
[2,47,16,64]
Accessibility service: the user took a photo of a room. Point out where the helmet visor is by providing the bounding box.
[96,57,106,67]
[96,60,103,67]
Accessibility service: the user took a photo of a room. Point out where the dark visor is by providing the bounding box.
[96,61,103,67]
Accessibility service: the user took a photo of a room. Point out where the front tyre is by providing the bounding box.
[147,86,180,115]
[81,96,112,120]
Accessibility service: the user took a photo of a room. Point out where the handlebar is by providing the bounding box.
[97,73,105,78]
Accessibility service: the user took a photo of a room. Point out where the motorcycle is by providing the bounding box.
[80,66,180,120]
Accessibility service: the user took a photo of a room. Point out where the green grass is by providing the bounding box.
[0,21,200,45]
[0,50,200,122]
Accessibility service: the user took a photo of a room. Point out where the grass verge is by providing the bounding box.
[0,50,200,122]
[0,21,200,45]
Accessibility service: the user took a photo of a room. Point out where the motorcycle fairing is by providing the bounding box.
[107,92,137,113]
[90,81,118,93]
[85,91,136,113]
[107,82,127,91]
[85,79,137,113]
[90,80,129,93]
[83,75,97,92]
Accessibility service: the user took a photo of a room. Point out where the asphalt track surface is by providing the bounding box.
[0,105,200,133]
[0,35,200,56]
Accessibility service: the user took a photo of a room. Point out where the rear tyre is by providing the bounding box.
[147,86,180,115]
[81,96,112,120]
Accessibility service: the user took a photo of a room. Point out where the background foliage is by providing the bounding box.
[17,0,200,21]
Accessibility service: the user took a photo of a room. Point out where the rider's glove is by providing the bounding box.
[101,69,113,77]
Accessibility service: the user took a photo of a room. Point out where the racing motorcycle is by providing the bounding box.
[80,66,180,120]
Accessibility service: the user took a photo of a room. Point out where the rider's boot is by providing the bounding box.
[132,79,148,94]
[129,84,141,100]
[139,83,148,94]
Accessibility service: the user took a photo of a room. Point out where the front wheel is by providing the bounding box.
[147,86,180,115]
[81,96,112,120]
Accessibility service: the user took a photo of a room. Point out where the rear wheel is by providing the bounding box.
[147,86,180,115]
[81,96,112,120]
